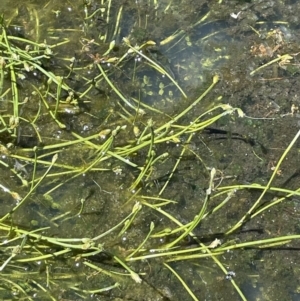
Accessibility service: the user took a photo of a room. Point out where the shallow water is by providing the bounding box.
[1,0,300,300]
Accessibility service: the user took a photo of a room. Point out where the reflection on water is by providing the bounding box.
[1,0,300,300]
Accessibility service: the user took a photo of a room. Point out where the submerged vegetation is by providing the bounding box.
[1,0,300,300]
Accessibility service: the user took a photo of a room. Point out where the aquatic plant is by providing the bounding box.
[1,1,300,300]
